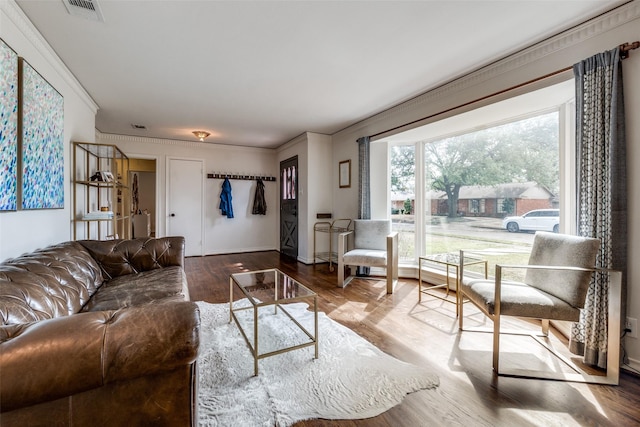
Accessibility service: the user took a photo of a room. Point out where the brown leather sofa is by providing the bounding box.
[0,236,200,427]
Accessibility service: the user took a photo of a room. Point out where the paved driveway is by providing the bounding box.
[394,216,536,245]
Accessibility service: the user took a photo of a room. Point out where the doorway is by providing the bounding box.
[128,158,157,238]
[167,158,204,257]
[280,156,298,259]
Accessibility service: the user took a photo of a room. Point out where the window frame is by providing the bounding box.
[380,81,575,274]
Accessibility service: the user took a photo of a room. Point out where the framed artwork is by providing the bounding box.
[19,58,64,209]
[0,39,19,211]
[339,159,351,188]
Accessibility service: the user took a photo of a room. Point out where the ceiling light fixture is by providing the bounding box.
[192,131,211,142]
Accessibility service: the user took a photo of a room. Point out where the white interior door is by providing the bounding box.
[167,158,203,256]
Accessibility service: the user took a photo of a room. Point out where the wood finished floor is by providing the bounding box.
[185,251,640,427]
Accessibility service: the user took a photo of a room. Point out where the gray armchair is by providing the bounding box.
[458,231,621,384]
[337,220,399,294]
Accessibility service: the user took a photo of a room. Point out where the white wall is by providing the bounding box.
[98,133,278,255]
[370,141,389,219]
[305,133,332,263]
[623,29,640,373]
[0,0,97,261]
[331,2,640,371]
[275,132,332,264]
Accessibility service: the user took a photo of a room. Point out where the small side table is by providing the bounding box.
[418,252,487,316]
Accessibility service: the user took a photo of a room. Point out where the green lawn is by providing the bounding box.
[398,230,532,282]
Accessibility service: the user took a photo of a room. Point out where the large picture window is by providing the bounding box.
[384,80,574,280]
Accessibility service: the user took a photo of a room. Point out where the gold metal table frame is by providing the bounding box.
[418,252,487,315]
[229,268,318,375]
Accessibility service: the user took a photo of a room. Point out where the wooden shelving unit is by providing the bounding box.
[72,142,131,240]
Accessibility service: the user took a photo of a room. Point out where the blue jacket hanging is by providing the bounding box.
[219,178,234,218]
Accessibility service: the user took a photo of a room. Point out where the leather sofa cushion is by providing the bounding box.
[78,237,185,280]
[81,266,189,312]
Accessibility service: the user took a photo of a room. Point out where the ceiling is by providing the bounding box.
[16,0,628,149]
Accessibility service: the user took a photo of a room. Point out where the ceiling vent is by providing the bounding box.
[62,0,105,22]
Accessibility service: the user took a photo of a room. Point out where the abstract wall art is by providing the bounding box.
[0,39,18,211]
[20,58,64,209]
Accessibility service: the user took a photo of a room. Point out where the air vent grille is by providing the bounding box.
[62,0,104,22]
[69,0,96,11]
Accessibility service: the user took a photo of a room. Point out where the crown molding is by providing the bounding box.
[1,0,98,113]
[338,1,640,139]
[277,132,309,153]
[96,131,276,154]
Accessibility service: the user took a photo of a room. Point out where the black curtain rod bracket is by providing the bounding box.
[620,40,640,59]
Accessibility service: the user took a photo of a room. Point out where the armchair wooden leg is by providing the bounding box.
[338,260,345,287]
[386,233,399,294]
[337,232,354,288]
[493,266,502,374]
[493,313,501,374]
[458,290,464,330]
[338,264,354,288]
[386,273,397,294]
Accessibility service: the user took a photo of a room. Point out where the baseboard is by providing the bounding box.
[204,246,277,256]
[623,356,640,376]
[298,255,314,264]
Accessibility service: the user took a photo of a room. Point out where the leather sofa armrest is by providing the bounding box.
[0,301,200,412]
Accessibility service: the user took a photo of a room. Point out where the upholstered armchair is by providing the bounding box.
[458,231,621,384]
[337,220,399,294]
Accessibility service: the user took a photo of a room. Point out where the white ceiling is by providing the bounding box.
[16,0,627,148]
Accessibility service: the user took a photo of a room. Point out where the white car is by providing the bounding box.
[502,209,560,233]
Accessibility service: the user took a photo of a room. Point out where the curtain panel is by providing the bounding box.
[357,136,371,220]
[570,47,627,368]
[356,136,371,276]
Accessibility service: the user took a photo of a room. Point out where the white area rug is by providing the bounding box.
[196,300,439,426]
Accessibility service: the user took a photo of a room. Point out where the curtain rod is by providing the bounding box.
[371,41,639,139]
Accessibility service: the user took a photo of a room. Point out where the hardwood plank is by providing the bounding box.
[185,251,640,427]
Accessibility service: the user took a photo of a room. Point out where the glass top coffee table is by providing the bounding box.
[229,268,318,375]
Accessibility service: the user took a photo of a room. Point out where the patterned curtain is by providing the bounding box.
[357,136,371,220]
[569,47,627,368]
[356,136,371,276]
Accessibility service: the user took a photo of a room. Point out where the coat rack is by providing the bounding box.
[207,173,276,182]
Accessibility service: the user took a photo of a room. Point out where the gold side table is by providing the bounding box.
[418,252,487,316]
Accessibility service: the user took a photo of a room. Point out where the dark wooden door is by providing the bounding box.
[280,156,298,259]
